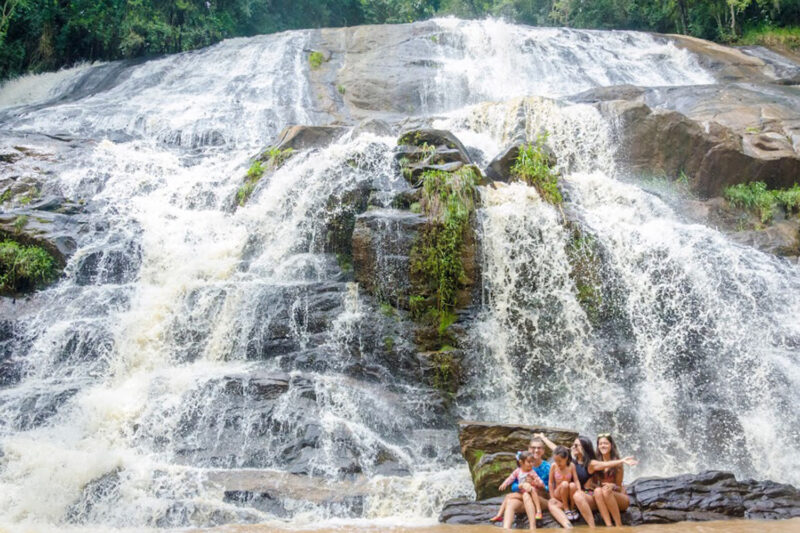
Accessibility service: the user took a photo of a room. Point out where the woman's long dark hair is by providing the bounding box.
[576,435,596,469]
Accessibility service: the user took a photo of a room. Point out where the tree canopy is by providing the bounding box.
[2,0,800,80]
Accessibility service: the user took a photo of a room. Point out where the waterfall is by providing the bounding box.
[0,17,798,531]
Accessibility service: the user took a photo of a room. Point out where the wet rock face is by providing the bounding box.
[458,421,578,500]
[574,83,800,198]
[440,470,800,526]
[273,125,348,152]
[352,209,426,308]
[627,471,800,523]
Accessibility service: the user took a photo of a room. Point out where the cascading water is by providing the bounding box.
[0,17,798,531]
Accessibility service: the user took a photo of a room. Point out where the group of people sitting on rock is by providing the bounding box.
[490,433,638,529]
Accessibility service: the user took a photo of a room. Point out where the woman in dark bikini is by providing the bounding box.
[592,433,638,527]
[536,432,637,527]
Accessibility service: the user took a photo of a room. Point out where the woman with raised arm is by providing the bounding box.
[592,433,638,527]
[535,433,598,525]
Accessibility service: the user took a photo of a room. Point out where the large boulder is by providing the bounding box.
[273,125,348,152]
[440,470,800,526]
[458,421,578,500]
[573,83,800,197]
[484,142,557,183]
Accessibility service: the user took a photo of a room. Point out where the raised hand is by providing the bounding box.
[622,456,639,466]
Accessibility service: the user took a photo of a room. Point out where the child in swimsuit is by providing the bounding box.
[548,445,581,521]
[494,450,543,523]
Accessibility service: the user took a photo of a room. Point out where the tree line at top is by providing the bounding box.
[2,0,800,80]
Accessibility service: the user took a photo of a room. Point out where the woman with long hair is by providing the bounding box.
[592,433,638,527]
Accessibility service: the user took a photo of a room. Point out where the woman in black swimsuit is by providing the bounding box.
[536,433,637,527]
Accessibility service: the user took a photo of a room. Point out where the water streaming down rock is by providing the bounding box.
[0,17,799,531]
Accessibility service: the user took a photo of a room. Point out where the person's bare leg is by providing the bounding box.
[573,490,596,528]
[604,488,622,527]
[493,493,518,521]
[545,496,573,529]
[559,481,572,511]
[594,486,612,526]
[609,491,629,526]
[522,492,537,531]
[504,498,523,530]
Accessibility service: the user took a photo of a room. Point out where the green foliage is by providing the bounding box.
[0,239,58,294]
[237,148,293,207]
[409,294,426,318]
[383,336,395,350]
[12,215,28,232]
[380,302,395,317]
[410,166,478,337]
[0,189,11,203]
[724,181,777,223]
[4,1,800,80]
[236,160,264,207]
[337,84,346,94]
[776,184,800,213]
[429,349,459,395]
[18,187,36,205]
[723,181,800,223]
[739,25,800,50]
[336,252,353,272]
[510,133,562,205]
[566,229,604,323]
[262,147,294,169]
[308,50,324,69]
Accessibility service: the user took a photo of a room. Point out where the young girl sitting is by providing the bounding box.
[548,445,580,522]
[492,451,543,527]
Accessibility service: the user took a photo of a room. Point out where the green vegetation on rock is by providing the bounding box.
[308,50,324,69]
[566,229,604,323]
[0,239,58,295]
[739,25,800,51]
[510,133,562,205]
[12,215,28,232]
[429,348,459,395]
[410,166,479,337]
[723,181,800,223]
[236,147,293,207]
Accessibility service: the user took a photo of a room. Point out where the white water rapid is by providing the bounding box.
[0,17,797,532]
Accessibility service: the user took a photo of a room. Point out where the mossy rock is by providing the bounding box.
[418,348,463,397]
[470,451,519,500]
[458,421,578,500]
[565,226,605,323]
[0,235,61,296]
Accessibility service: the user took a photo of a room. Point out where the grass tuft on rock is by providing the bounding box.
[510,132,562,205]
[723,181,800,224]
[236,147,294,207]
[0,239,59,295]
[308,51,324,69]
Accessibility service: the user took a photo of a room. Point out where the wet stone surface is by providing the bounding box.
[440,470,800,526]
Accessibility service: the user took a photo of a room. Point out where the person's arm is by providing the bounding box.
[548,465,555,494]
[588,456,637,473]
[615,463,625,490]
[572,463,581,491]
[533,432,557,451]
[499,468,518,491]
